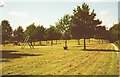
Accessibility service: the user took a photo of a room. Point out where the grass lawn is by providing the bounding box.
[0,39,119,75]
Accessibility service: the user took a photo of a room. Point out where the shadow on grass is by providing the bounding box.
[1,75,119,77]
[33,44,49,46]
[72,45,93,48]
[84,49,120,52]
[0,50,42,62]
[72,46,83,47]
[0,59,10,62]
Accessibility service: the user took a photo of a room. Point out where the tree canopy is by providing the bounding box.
[109,22,120,42]
[56,14,72,48]
[13,26,24,43]
[1,20,13,45]
[25,23,37,42]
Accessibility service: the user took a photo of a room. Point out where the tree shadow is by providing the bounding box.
[0,59,10,62]
[33,44,49,46]
[72,46,83,47]
[1,50,43,62]
[1,75,119,77]
[72,45,94,47]
[84,49,120,52]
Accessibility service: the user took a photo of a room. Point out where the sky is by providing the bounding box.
[0,0,120,30]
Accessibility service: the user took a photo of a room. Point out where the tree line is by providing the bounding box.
[0,3,119,50]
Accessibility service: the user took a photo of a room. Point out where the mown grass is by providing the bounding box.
[0,39,119,75]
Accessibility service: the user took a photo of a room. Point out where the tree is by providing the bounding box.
[95,26,109,43]
[46,26,62,46]
[56,14,72,49]
[72,3,102,50]
[35,25,46,45]
[71,23,82,45]
[54,30,62,44]
[25,23,36,45]
[0,24,2,44]
[1,20,13,45]
[109,22,120,42]
[13,26,24,44]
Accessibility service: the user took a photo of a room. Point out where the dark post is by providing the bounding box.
[84,38,86,50]
[78,39,80,45]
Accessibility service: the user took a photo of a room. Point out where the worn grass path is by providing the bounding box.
[111,43,120,77]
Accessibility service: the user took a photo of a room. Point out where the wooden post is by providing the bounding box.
[78,39,80,45]
[84,38,86,50]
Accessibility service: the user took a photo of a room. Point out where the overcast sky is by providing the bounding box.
[0,0,119,30]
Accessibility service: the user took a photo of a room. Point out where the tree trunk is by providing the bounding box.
[39,41,41,46]
[89,38,90,43]
[3,43,5,46]
[99,39,101,44]
[56,40,57,44]
[51,40,53,46]
[65,40,67,47]
[2,41,5,46]
[78,39,80,45]
[33,42,35,46]
[31,42,33,46]
[84,38,86,50]
[46,41,47,44]
[47,41,49,44]
[18,42,20,46]
[102,39,103,44]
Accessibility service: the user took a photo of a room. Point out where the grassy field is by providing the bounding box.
[0,39,119,75]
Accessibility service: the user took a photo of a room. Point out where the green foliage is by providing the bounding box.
[34,25,46,41]
[46,26,62,40]
[72,3,102,39]
[13,26,24,42]
[1,20,13,44]
[56,14,72,37]
[25,23,36,41]
[95,26,108,39]
[71,3,102,49]
[56,14,72,48]
[109,22,120,41]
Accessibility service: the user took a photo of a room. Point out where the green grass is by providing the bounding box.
[1,39,119,75]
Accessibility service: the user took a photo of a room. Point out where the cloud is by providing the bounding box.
[96,10,118,29]
[101,16,118,29]
[87,0,105,2]
[86,0,119,2]
[9,11,30,18]
[99,10,110,16]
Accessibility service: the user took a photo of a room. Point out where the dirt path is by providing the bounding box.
[111,43,120,77]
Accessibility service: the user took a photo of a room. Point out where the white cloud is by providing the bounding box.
[0,0,4,7]
[4,0,119,2]
[99,10,110,16]
[9,11,30,18]
[86,0,119,2]
[87,0,104,2]
[0,9,3,22]
[96,10,118,29]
